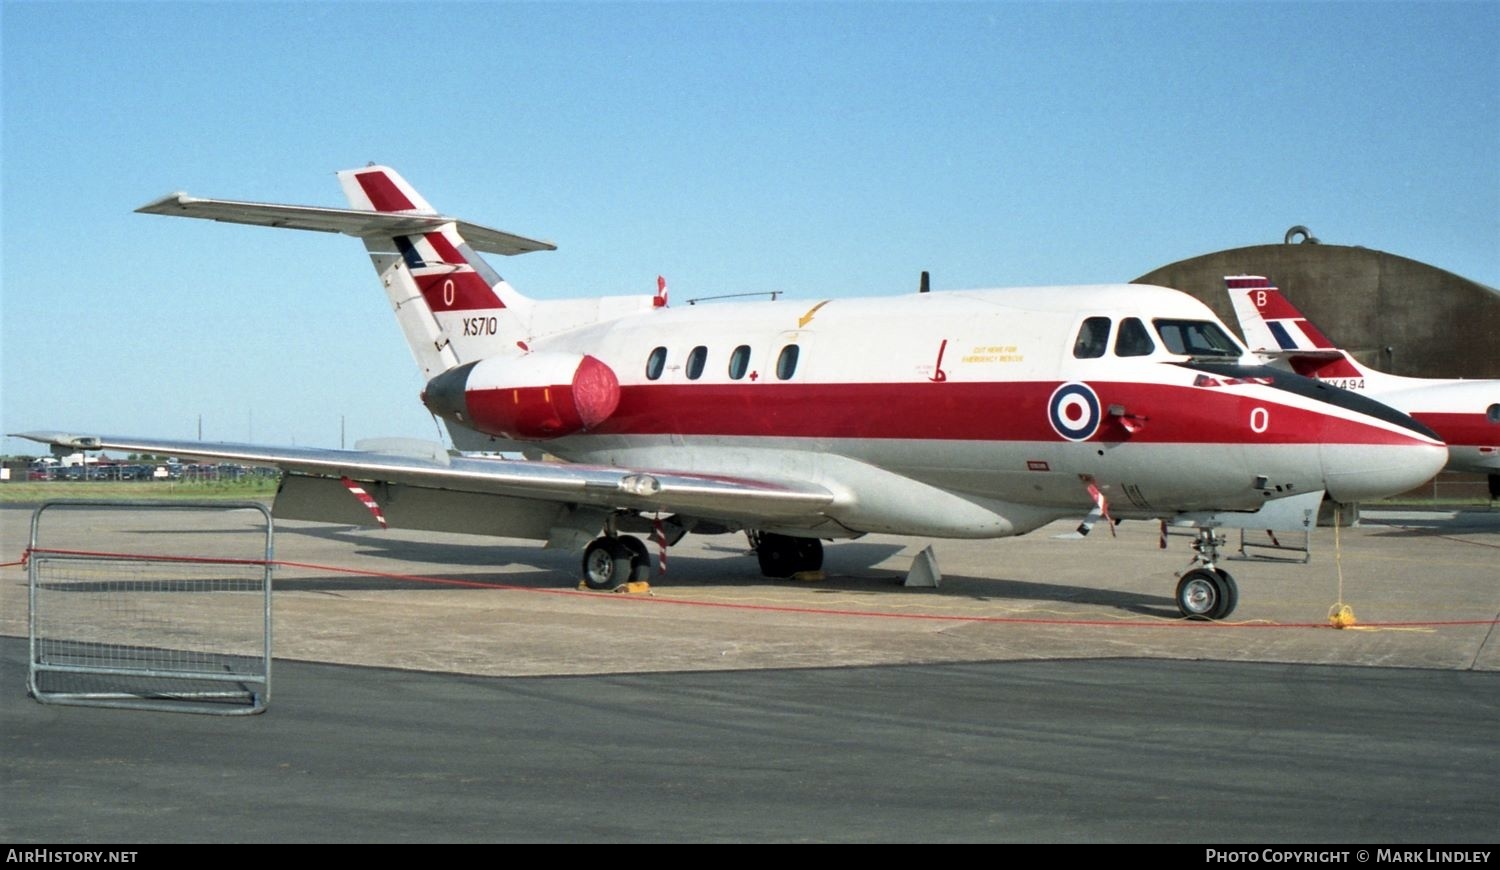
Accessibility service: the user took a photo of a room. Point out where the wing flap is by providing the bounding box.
[272,474,570,538]
[135,194,556,256]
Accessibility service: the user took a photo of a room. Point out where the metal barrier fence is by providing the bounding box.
[28,500,273,715]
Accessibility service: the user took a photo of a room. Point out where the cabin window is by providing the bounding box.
[645,346,667,380]
[1114,317,1155,357]
[776,344,800,380]
[1153,319,1242,358]
[686,345,708,380]
[728,345,751,380]
[1073,317,1110,359]
[1487,403,1500,425]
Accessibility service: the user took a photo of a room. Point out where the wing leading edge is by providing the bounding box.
[13,432,834,526]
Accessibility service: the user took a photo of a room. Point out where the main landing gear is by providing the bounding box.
[750,532,823,578]
[581,535,651,590]
[1174,528,1239,620]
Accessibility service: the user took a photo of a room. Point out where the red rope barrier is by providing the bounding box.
[7,547,1498,629]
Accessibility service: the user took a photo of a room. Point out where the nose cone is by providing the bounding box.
[1320,440,1447,502]
[1307,380,1448,501]
[1176,361,1449,503]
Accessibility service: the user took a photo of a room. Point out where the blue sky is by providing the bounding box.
[4,1,1497,454]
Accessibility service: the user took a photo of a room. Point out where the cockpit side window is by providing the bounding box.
[1114,317,1155,357]
[1072,317,1111,359]
[1152,319,1242,358]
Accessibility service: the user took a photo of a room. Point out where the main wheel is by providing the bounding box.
[792,536,823,573]
[755,533,824,578]
[1213,568,1239,620]
[581,537,632,590]
[618,535,652,582]
[1176,568,1234,620]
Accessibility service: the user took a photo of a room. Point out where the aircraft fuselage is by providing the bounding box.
[427,284,1445,539]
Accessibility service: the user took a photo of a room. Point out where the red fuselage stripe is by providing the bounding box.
[1413,412,1500,448]
[465,380,1430,446]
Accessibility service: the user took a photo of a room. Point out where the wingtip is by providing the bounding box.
[11,431,103,449]
[135,192,195,214]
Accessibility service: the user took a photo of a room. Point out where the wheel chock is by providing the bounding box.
[904,545,941,588]
[790,570,826,582]
[576,580,652,594]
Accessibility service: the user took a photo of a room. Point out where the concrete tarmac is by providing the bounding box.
[1,503,1497,842]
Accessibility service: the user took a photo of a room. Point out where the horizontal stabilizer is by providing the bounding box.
[136,193,556,256]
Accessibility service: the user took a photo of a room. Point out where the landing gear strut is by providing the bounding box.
[1175,529,1239,620]
[751,532,823,578]
[581,534,651,590]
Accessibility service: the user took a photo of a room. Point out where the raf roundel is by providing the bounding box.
[1048,381,1101,442]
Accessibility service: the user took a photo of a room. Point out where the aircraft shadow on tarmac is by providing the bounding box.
[273,524,1178,615]
[1360,513,1499,536]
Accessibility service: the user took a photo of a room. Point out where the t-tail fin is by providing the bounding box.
[1225,276,1369,381]
[135,166,555,380]
[336,166,538,377]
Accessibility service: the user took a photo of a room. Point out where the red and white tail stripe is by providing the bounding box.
[1226,276,1367,380]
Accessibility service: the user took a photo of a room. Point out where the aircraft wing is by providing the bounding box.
[14,432,834,526]
[136,194,556,256]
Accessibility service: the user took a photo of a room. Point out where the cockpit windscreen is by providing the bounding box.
[1152,320,1243,358]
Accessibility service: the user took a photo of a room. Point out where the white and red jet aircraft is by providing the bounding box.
[19,168,1449,620]
[1226,276,1500,487]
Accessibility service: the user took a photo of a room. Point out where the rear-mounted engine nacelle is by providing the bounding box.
[422,352,620,440]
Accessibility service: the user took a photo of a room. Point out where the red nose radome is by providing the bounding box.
[423,353,620,440]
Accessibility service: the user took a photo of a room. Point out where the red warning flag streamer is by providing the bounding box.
[1076,480,1116,538]
[652,515,668,576]
[341,476,388,529]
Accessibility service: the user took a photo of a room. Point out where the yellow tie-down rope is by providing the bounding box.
[1327,505,1357,629]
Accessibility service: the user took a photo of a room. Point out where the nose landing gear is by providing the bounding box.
[1175,529,1239,620]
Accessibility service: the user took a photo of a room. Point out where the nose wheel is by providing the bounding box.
[1175,529,1239,620]
[1175,567,1238,620]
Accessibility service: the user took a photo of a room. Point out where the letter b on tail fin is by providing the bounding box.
[1225,275,1368,382]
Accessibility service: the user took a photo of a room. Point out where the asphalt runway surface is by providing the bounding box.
[1,502,1497,842]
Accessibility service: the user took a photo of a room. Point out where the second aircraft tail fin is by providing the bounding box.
[1225,275,1370,381]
